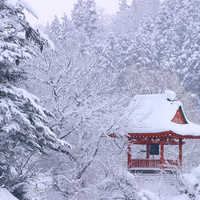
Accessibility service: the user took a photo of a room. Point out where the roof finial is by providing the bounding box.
[164,90,176,101]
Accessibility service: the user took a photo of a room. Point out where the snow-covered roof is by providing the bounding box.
[124,91,200,136]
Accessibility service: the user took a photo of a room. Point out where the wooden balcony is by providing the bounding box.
[128,159,179,169]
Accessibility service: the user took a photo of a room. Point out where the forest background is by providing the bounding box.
[2,0,200,199]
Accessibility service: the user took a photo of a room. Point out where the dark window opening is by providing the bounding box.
[150,144,159,155]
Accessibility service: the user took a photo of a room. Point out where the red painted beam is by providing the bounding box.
[127,131,200,140]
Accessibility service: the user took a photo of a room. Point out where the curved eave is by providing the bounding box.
[126,131,200,140]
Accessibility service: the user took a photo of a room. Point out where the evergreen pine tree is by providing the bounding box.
[134,0,200,95]
[0,0,65,196]
[84,0,98,38]
[48,15,61,43]
[119,0,129,11]
[71,0,98,38]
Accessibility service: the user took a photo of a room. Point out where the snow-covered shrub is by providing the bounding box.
[177,166,200,198]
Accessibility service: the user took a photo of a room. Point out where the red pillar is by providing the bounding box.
[127,140,131,169]
[146,144,150,159]
[160,143,164,168]
[179,139,183,167]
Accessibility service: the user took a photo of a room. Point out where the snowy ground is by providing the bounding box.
[135,172,180,200]
[136,166,200,200]
[2,167,200,200]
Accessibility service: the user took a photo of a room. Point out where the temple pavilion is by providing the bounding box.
[124,91,200,172]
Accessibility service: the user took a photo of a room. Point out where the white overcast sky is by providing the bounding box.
[26,0,132,27]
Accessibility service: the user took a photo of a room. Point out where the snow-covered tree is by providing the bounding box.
[112,0,160,37]
[71,0,99,38]
[47,15,61,43]
[20,1,200,198]
[84,0,98,37]
[119,0,129,12]
[22,13,141,198]
[0,0,65,197]
[133,0,200,96]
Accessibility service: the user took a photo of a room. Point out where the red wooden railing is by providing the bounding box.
[128,159,179,169]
